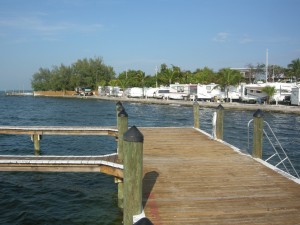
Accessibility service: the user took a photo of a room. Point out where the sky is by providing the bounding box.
[1,0,300,90]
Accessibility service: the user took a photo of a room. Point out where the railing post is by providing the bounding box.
[123,126,144,225]
[116,101,123,121]
[252,109,264,159]
[32,134,41,155]
[193,101,199,129]
[216,104,224,140]
[117,109,128,209]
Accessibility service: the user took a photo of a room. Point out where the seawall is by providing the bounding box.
[33,91,300,115]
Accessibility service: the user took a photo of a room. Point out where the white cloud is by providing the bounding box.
[0,15,103,42]
[239,34,253,44]
[213,32,230,42]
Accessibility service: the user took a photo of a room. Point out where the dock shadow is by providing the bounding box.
[142,171,159,208]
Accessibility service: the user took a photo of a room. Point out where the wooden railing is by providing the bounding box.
[0,126,117,154]
[0,101,151,225]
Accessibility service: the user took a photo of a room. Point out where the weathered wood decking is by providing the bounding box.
[141,127,300,225]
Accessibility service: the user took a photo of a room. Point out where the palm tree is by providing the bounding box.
[262,85,276,104]
[136,71,146,98]
[216,68,243,101]
[288,58,300,81]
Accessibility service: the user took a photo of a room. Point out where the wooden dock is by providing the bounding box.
[141,127,300,225]
[1,103,300,224]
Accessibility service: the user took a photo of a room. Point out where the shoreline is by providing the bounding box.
[33,92,300,115]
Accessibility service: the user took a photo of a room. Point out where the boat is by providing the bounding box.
[5,91,33,96]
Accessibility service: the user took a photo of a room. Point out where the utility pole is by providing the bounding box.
[155,66,158,88]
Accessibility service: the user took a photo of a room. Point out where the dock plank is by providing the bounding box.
[141,127,300,225]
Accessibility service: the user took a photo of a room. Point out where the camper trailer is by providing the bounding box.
[196,84,222,101]
[169,83,197,100]
[291,86,300,106]
[127,87,144,98]
[240,82,296,104]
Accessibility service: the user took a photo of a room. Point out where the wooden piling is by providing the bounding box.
[123,126,144,225]
[32,134,41,155]
[216,104,224,140]
[252,109,264,159]
[117,109,128,209]
[193,101,199,129]
[116,101,123,125]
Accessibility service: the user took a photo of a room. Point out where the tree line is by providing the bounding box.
[31,57,115,91]
[31,57,300,91]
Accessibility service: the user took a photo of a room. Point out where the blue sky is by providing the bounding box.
[1,0,300,90]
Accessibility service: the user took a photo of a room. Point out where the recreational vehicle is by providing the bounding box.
[240,82,296,104]
[127,87,144,98]
[291,86,300,106]
[169,83,197,100]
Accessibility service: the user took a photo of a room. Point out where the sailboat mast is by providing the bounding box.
[266,49,268,83]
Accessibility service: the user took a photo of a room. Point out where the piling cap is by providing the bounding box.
[253,109,264,118]
[193,101,199,106]
[116,101,123,111]
[217,104,224,110]
[116,101,122,107]
[118,109,128,117]
[123,126,144,142]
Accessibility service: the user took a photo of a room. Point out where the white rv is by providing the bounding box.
[196,84,222,101]
[127,87,144,98]
[169,83,197,100]
[240,82,296,104]
[153,87,170,99]
[291,86,300,105]
[145,87,158,98]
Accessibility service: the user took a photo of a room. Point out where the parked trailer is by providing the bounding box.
[169,83,197,100]
[127,87,144,98]
[291,86,300,106]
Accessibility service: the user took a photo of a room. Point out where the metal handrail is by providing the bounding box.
[247,120,299,179]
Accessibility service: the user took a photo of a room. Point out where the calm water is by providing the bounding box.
[0,93,299,224]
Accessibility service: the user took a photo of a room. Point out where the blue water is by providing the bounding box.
[0,93,299,224]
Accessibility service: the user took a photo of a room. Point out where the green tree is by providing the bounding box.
[262,85,276,104]
[118,70,144,87]
[182,70,192,83]
[31,68,52,91]
[288,58,300,81]
[216,68,243,101]
[157,64,173,85]
[171,65,182,83]
[157,64,182,85]
[109,79,119,87]
[144,75,156,87]
[191,67,216,84]
[31,57,115,91]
